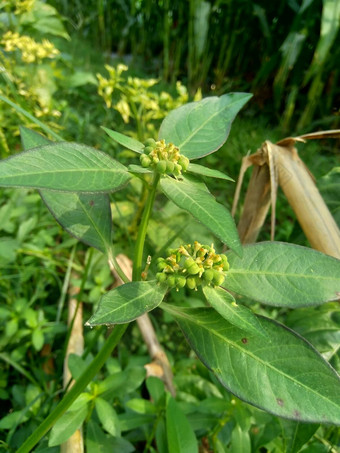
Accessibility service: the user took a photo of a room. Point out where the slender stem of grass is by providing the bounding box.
[16,323,128,453]
[133,172,160,281]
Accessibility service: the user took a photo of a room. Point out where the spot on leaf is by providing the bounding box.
[276,398,284,406]
[241,338,248,344]
[89,200,94,206]
[293,410,301,419]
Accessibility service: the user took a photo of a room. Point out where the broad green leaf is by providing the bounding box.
[0,410,29,429]
[128,164,153,174]
[41,191,112,253]
[125,398,158,414]
[187,163,234,181]
[162,305,340,424]
[203,286,266,337]
[166,395,198,453]
[158,93,252,159]
[225,242,340,307]
[86,420,134,453]
[279,419,319,453]
[160,177,242,255]
[119,413,155,431]
[95,397,121,437]
[0,142,130,192]
[20,128,113,253]
[102,126,145,153]
[86,281,167,326]
[49,405,88,446]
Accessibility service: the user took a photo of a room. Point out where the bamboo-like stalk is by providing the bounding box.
[61,277,84,453]
[234,131,340,259]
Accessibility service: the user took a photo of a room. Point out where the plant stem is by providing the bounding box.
[133,172,160,281]
[16,323,128,453]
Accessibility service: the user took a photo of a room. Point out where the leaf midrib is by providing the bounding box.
[1,167,126,179]
[228,269,338,281]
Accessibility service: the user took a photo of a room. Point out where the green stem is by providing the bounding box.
[16,323,128,453]
[133,173,160,281]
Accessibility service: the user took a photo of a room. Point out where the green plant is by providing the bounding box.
[0,92,340,452]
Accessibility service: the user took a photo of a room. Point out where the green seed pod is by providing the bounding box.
[156,272,167,283]
[140,155,151,168]
[203,268,214,283]
[176,275,186,289]
[157,261,167,271]
[184,257,196,269]
[167,275,176,287]
[157,160,167,174]
[144,138,156,146]
[144,146,154,155]
[186,277,196,290]
[187,263,200,275]
[221,254,229,271]
[173,164,182,176]
[213,270,225,286]
[166,161,175,173]
[178,156,189,171]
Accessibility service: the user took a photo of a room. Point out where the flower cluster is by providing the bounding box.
[1,31,59,63]
[140,138,189,176]
[156,242,229,291]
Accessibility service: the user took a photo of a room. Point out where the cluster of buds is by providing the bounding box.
[140,138,189,176]
[156,242,229,291]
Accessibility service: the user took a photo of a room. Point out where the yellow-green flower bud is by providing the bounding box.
[184,257,196,269]
[213,270,225,286]
[141,155,151,168]
[157,160,167,174]
[187,263,200,275]
[144,146,154,155]
[176,275,186,288]
[221,254,229,271]
[156,272,167,283]
[166,161,175,173]
[203,269,214,283]
[173,164,182,176]
[186,277,196,290]
[167,275,176,287]
[157,261,167,271]
[145,138,156,146]
[178,155,189,171]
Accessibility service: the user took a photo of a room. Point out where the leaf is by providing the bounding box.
[187,163,234,181]
[86,281,167,326]
[166,395,198,453]
[41,191,112,253]
[279,419,319,453]
[86,420,135,453]
[95,397,121,437]
[49,405,88,446]
[225,242,340,307]
[158,93,252,160]
[202,286,266,337]
[20,128,113,253]
[160,177,242,255]
[0,142,130,192]
[125,398,158,414]
[162,305,340,424]
[102,126,145,153]
[128,164,153,174]
[230,425,251,453]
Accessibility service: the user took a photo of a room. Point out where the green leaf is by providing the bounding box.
[128,164,153,174]
[166,395,198,453]
[125,398,158,414]
[160,177,242,255]
[202,286,266,337]
[279,419,319,453]
[86,420,134,453]
[41,191,112,253]
[225,242,340,307]
[0,142,130,192]
[162,305,340,424]
[102,126,145,153]
[95,397,121,437]
[230,425,251,453]
[86,281,167,326]
[158,93,252,160]
[187,163,233,181]
[49,405,88,446]
[20,128,113,253]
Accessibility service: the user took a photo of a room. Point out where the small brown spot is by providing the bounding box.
[89,200,94,206]
[241,338,248,344]
[276,398,284,406]
[293,410,301,419]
